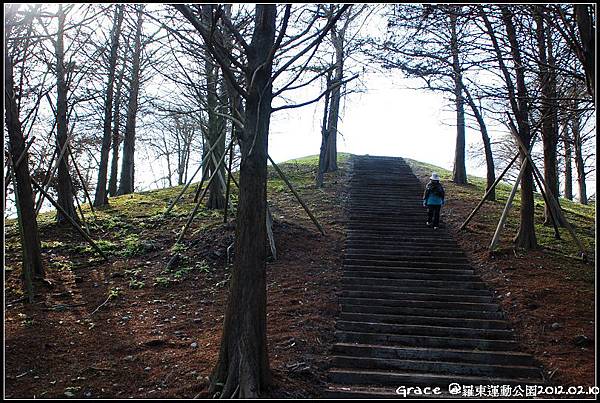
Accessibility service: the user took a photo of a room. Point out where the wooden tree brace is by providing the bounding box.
[489,159,528,251]
[267,155,325,236]
[30,178,108,261]
[460,152,519,231]
[174,138,234,245]
[506,113,587,259]
[163,129,227,216]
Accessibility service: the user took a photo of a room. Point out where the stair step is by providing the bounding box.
[332,343,536,366]
[328,368,543,388]
[339,297,500,312]
[331,356,543,379]
[336,321,515,340]
[339,312,508,330]
[341,303,505,320]
[341,288,493,304]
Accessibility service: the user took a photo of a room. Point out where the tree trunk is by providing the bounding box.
[535,7,564,226]
[55,4,77,223]
[463,85,495,200]
[500,6,537,249]
[209,5,275,398]
[5,22,45,287]
[563,125,573,200]
[316,70,332,188]
[450,8,467,185]
[108,62,125,196]
[117,6,143,196]
[321,10,344,174]
[572,102,587,204]
[94,5,124,207]
[574,5,595,99]
[204,55,226,209]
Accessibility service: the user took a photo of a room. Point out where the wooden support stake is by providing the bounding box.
[163,129,227,216]
[530,164,561,239]
[30,178,108,261]
[35,127,75,216]
[4,136,35,193]
[267,155,325,236]
[223,138,235,223]
[266,203,277,260]
[506,113,587,259]
[489,159,528,251]
[69,148,95,215]
[174,139,233,245]
[460,152,519,231]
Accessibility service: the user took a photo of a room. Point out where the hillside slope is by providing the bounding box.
[4,153,595,397]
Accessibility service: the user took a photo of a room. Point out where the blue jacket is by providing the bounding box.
[423,180,445,206]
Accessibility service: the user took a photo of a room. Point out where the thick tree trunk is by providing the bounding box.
[563,126,573,200]
[500,6,537,249]
[572,106,587,205]
[5,24,45,287]
[535,8,564,226]
[316,71,332,188]
[450,8,467,185]
[463,85,495,200]
[108,63,125,196]
[321,11,344,174]
[209,5,275,398]
[55,5,77,223]
[94,5,124,207]
[574,5,595,99]
[204,55,226,209]
[117,6,143,196]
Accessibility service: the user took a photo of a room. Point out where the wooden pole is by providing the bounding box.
[267,155,326,236]
[266,203,277,259]
[489,159,528,251]
[4,136,36,196]
[34,127,74,216]
[163,129,227,216]
[506,113,587,259]
[223,138,235,223]
[174,139,233,245]
[460,152,519,230]
[69,148,95,215]
[30,177,109,261]
[530,163,561,239]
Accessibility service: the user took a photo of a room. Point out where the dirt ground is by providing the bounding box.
[410,164,596,390]
[4,165,349,399]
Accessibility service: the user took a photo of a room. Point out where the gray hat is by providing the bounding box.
[430,172,440,181]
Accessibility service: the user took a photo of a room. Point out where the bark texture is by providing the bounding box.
[450,8,467,185]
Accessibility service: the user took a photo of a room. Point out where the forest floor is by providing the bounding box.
[4,154,596,398]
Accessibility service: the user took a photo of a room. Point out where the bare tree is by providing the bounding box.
[173,4,349,396]
[4,4,45,299]
[93,4,124,206]
[117,5,144,195]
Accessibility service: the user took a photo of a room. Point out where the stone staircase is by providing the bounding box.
[324,155,545,398]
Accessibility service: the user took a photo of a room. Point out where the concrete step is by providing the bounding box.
[339,312,509,330]
[331,356,543,379]
[341,287,493,303]
[341,303,505,320]
[342,265,475,276]
[336,321,515,340]
[328,368,543,388]
[339,297,500,312]
[343,259,472,271]
[332,343,536,366]
[342,270,478,282]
